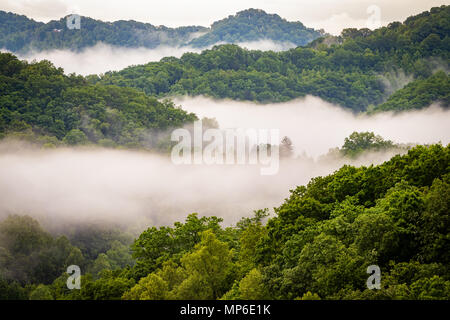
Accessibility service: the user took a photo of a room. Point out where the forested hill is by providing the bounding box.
[96,5,450,112]
[187,9,323,48]
[0,52,197,148]
[372,71,449,112]
[0,9,322,53]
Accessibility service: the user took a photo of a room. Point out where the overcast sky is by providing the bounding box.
[0,0,448,35]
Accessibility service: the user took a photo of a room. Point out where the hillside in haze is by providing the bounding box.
[96,5,450,111]
[0,6,448,149]
[0,10,206,52]
[0,9,322,53]
[188,8,323,48]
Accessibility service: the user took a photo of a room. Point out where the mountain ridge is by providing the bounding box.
[0,8,322,53]
[94,6,449,111]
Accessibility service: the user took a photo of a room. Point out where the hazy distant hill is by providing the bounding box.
[0,9,322,53]
[187,9,323,47]
[0,10,206,52]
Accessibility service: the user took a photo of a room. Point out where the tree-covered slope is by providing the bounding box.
[0,52,197,148]
[372,71,449,112]
[96,5,450,111]
[188,8,323,48]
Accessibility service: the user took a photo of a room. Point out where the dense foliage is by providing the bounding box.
[0,9,321,53]
[373,71,450,112]
[1,144,448,300]
[339,131,396,157]
[0,52,197,149]
[0,216,134,300]
[96,6,450,111]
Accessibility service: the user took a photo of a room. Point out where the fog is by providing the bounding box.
[0,141,403,232]
[13,40,297,76]
[175,96,450,158]
[1,96,448,231]
[216,40,297,52]
[14,43,203,76]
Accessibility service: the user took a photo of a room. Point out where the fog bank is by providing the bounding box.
[13,43,202,76]
[175,96,450,158]
[0,143,402,231]
[12,40,297,76]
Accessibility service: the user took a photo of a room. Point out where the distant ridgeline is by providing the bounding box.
[94,5,449,112]
[0,11,206,52]
[0,9,323,52]
[187,8,323,48]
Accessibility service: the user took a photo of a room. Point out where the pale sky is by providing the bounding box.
[0,0,449,35]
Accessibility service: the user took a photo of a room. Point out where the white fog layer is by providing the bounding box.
[12,43,203,75]
[0,144,405,230]
[175,96,450,158]
[11,40,297,76]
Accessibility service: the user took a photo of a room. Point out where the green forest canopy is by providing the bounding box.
[1,143,448,300]
[373,70,449,112]
[0,52,197,149]
[0,10,206,52]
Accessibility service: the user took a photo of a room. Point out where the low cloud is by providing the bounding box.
[0,141,402,232]
[174,96,450,158]
[12,40,299,76]
[224,40,297,52]
[14,43,203,76]
[309,11,388,36]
